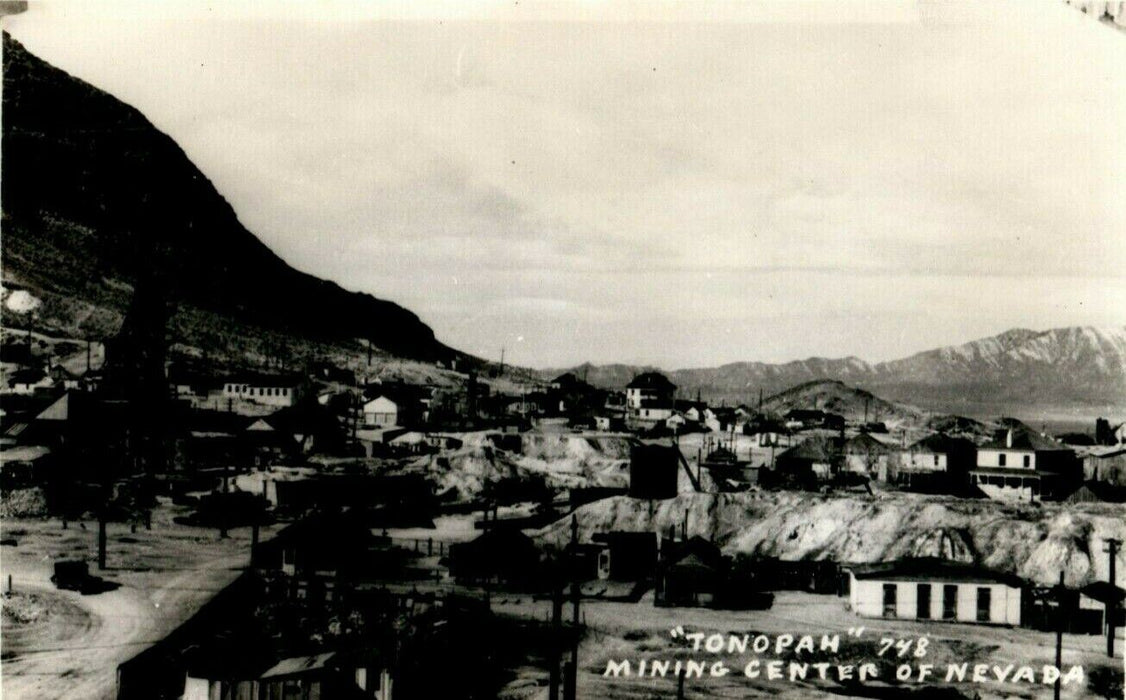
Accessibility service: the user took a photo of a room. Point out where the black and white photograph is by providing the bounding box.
[1,1,1124,698]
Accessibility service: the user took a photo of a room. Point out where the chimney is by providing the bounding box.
[1006,429,1014,449]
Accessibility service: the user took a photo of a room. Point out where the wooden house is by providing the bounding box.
[362,395,399,427]
[626,373,676,429]
[655,536,726,607]
[255,652,380,700]
[774,436,843,485]
[245,403,348,457]
[842,432,894,478]
[655,536,773,610]
[1083,446,1126,486]
[848,558,1023,626]
[447,529,542,589]
[971,427,1080,502]
[890,434,976,492]
[1078,581,1126,637]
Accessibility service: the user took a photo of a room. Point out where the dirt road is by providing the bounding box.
[0,510,272,700]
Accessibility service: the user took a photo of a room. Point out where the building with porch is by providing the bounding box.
[971,426,1079,502]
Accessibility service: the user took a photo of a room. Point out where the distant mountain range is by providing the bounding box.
[550,326,1126,415]
[1,34,459,367]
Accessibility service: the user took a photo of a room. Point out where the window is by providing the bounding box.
[943,585,957,619]
[917,584,931,619]
[998,454,1006,467]
[882,583,897,618]
[976,587,991,622]
[1023,455,1031,468]
[934,455,940,467]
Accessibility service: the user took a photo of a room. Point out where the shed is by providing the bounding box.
[655,536,726,607]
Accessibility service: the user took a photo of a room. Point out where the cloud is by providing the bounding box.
[6,1,1125,366]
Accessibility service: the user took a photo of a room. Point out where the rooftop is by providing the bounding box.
[981,427,1071,452]
[850,557,1023,587]
[626,372,676,391]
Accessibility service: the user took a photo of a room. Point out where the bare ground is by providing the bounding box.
[492,591,1121,700]
[0,503,280,700]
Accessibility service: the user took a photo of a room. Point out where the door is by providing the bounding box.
[943,585,957,620]
[882,583,897,618]
[916,584,932,619]
[976,587,992,622]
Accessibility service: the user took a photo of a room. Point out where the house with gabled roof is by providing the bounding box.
[626,372,675,409]
[775,435,843,484]
[971,426,1080,502]
[625,372,676,429]
[841,432,895,478]
[890,433,976,492]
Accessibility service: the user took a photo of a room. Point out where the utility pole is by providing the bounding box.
[570,515,580,623]
[549,584,562,700]
[1053,570,1065,700]
[568,515,581,700]
[1105,538,1121,658]
[499,346,505,377]
[97,508,107,570]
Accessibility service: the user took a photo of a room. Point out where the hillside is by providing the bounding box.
[0,34,459,367]
[550,325,1126,413]
[539,491,1126,588]
[759,379,924,428]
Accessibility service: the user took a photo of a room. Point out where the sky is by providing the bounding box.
[4,0,1125,369]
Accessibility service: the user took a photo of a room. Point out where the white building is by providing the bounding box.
[222,375,301,407]
[848,558,1022,626]
[625,372,676,410]
[971,427,1078,502]
[363,396,399,427]
[634,402,673,426]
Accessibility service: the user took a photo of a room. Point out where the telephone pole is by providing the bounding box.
[1053,570,1065,700]
[567,515,582,700]
[1105,538,1121,658]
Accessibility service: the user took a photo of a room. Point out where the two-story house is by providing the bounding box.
[626,372,676,429]
[971,426,1079,502]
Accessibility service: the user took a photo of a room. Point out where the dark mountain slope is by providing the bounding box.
[1,34,455,363]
